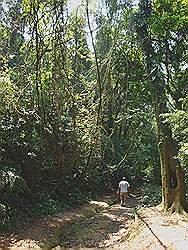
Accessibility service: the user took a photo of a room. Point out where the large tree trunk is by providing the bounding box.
[137,0,186,212]
[153,72,186,212]
[159,138,186,212]
[152,76,185,212]
[154,78,186,212]
[154,88,186,213]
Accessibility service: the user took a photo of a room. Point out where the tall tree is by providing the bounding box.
[134,0,187,211]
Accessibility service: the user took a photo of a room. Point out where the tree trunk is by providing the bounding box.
[154,78,186,212]
[159,138,186,212]
[153,71,186,213]
[137,0,186,212]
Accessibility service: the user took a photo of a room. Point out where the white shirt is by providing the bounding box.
[119,180,130,192]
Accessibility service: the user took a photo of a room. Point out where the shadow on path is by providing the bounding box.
[0,194,141,249]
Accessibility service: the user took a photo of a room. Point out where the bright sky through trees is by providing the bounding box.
[68,0,82,11]
[67,0,98,51]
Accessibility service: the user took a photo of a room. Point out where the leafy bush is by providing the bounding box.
[139,184,162,207]
[32,198,63,216]
[65,188,91,207]
[0,166,32,232]
[31,188,91,216]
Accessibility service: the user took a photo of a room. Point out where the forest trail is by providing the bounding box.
[0,193,188,249]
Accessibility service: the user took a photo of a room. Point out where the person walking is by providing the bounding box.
[117,177,130,206]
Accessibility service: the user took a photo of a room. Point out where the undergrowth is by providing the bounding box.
[138,183,162,208]
[0,188,95,234]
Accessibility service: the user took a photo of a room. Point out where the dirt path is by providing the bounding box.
[0,193,188,249]
[0,194,136,248]
[57,201,136,248]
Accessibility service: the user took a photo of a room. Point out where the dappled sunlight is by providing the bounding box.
[1,193,188,249]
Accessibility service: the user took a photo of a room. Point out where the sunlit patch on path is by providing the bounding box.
[1,194,188,249]
[117,207,188,249]
[58,202,135,248]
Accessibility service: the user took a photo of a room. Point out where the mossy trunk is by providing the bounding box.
[159,137,186,212]
[155,91,186,212]
[136,0,186,213]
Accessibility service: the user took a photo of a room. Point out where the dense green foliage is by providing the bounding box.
[0,0,187,230]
